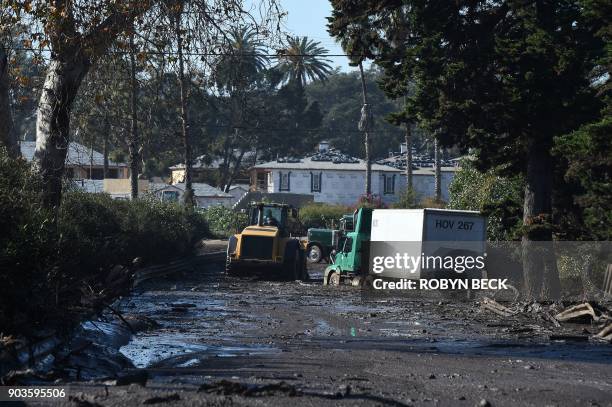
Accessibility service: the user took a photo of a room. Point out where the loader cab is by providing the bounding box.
[248,203,296,236]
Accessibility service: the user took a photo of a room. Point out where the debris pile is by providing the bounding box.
[310,150,360,163]
[198,380,301,397]
[480,298,612,343]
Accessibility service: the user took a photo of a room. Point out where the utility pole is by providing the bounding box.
[358,61,372,196]
[175,4,194,207]
[434,137,441,202]
[128,32,140,200]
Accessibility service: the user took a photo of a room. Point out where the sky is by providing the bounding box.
[280,0,355,72]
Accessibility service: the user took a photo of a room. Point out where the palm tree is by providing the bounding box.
[214,28,269,190]
[276,36,333,86]
[215,27,269,93]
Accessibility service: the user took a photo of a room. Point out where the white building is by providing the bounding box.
[250,148,403,206]
[249,143,459,206]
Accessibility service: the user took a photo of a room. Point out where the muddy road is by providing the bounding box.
[48,261,612,407]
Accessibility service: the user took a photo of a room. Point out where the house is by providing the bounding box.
[150,182,233,208]
[169,150,257,186]
[250,145,403,206]
[20,141,129,179]
[249,142,460,206]
[377,144,459,202]
[226,184,250,206]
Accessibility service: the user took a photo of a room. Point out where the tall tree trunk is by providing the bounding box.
[224,148,246,192]
[102,115,110,178]
[405,123,413,190]
[128,33,140,199]
[358,61,371,196]
[34,52,90,209]
[434,137,441,202]
[33,2,151,209]
[521,145,561,300]
[175,9,194,207]
[0,45,19,158]
[218,128,238,190]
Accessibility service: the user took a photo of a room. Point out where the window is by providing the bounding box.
[383,174,396,194]
[162,190,179,202]
[279,171,291,191]
[311,172,322,192]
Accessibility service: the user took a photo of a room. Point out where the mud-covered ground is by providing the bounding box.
[41,260,612,407]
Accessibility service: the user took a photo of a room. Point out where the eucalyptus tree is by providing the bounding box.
[0,44,17,157]
[3,0,155,209]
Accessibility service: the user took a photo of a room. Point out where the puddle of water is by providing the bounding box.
[323,336,612,364]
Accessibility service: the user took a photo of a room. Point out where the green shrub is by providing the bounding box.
[0,150,56,333]
[448,159,523,241]
[391,188,419,209]
[299,203,351,230]
[420,196,446,209]
[0,148,212,336]
[200,205,248,237]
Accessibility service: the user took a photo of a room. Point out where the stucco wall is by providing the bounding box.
[261,168,456,205]
[398,171,455,202]
[265,169,400,206]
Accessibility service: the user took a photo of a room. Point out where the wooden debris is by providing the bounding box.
[595,324,612,342]
[554,303,598,323]
[481,297,515,317]
[603,264,612,295]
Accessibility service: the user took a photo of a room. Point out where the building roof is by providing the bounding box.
[20,141,125,167]
[252,150,401,172]
[155,182,232,198]
[377,153,455,170]
[170,150,257,170]
[68,179,105,193]
[228,184,249,191]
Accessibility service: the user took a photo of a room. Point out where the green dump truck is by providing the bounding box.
[305,214,354,263]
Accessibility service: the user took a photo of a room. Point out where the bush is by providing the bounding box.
[299,203,350,230]
[420,196,446,209]
[391,188,419,209]
[356,193,386,209]
[200,205,248,238]
[0,148,212,336]
[58,192,211,271]
[448,159,523,240]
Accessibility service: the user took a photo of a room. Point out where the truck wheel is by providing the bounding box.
[328,271,341,286]
[306,243,323,263]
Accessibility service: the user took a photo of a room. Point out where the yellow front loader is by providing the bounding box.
[226,202,308,280]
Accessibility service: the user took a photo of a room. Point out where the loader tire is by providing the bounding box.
[283,243,300,281]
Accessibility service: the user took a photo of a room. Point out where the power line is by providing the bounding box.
[7,46,362,59]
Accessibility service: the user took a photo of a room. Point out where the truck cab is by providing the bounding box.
[306,213,354,263]
[323,208,372,285]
